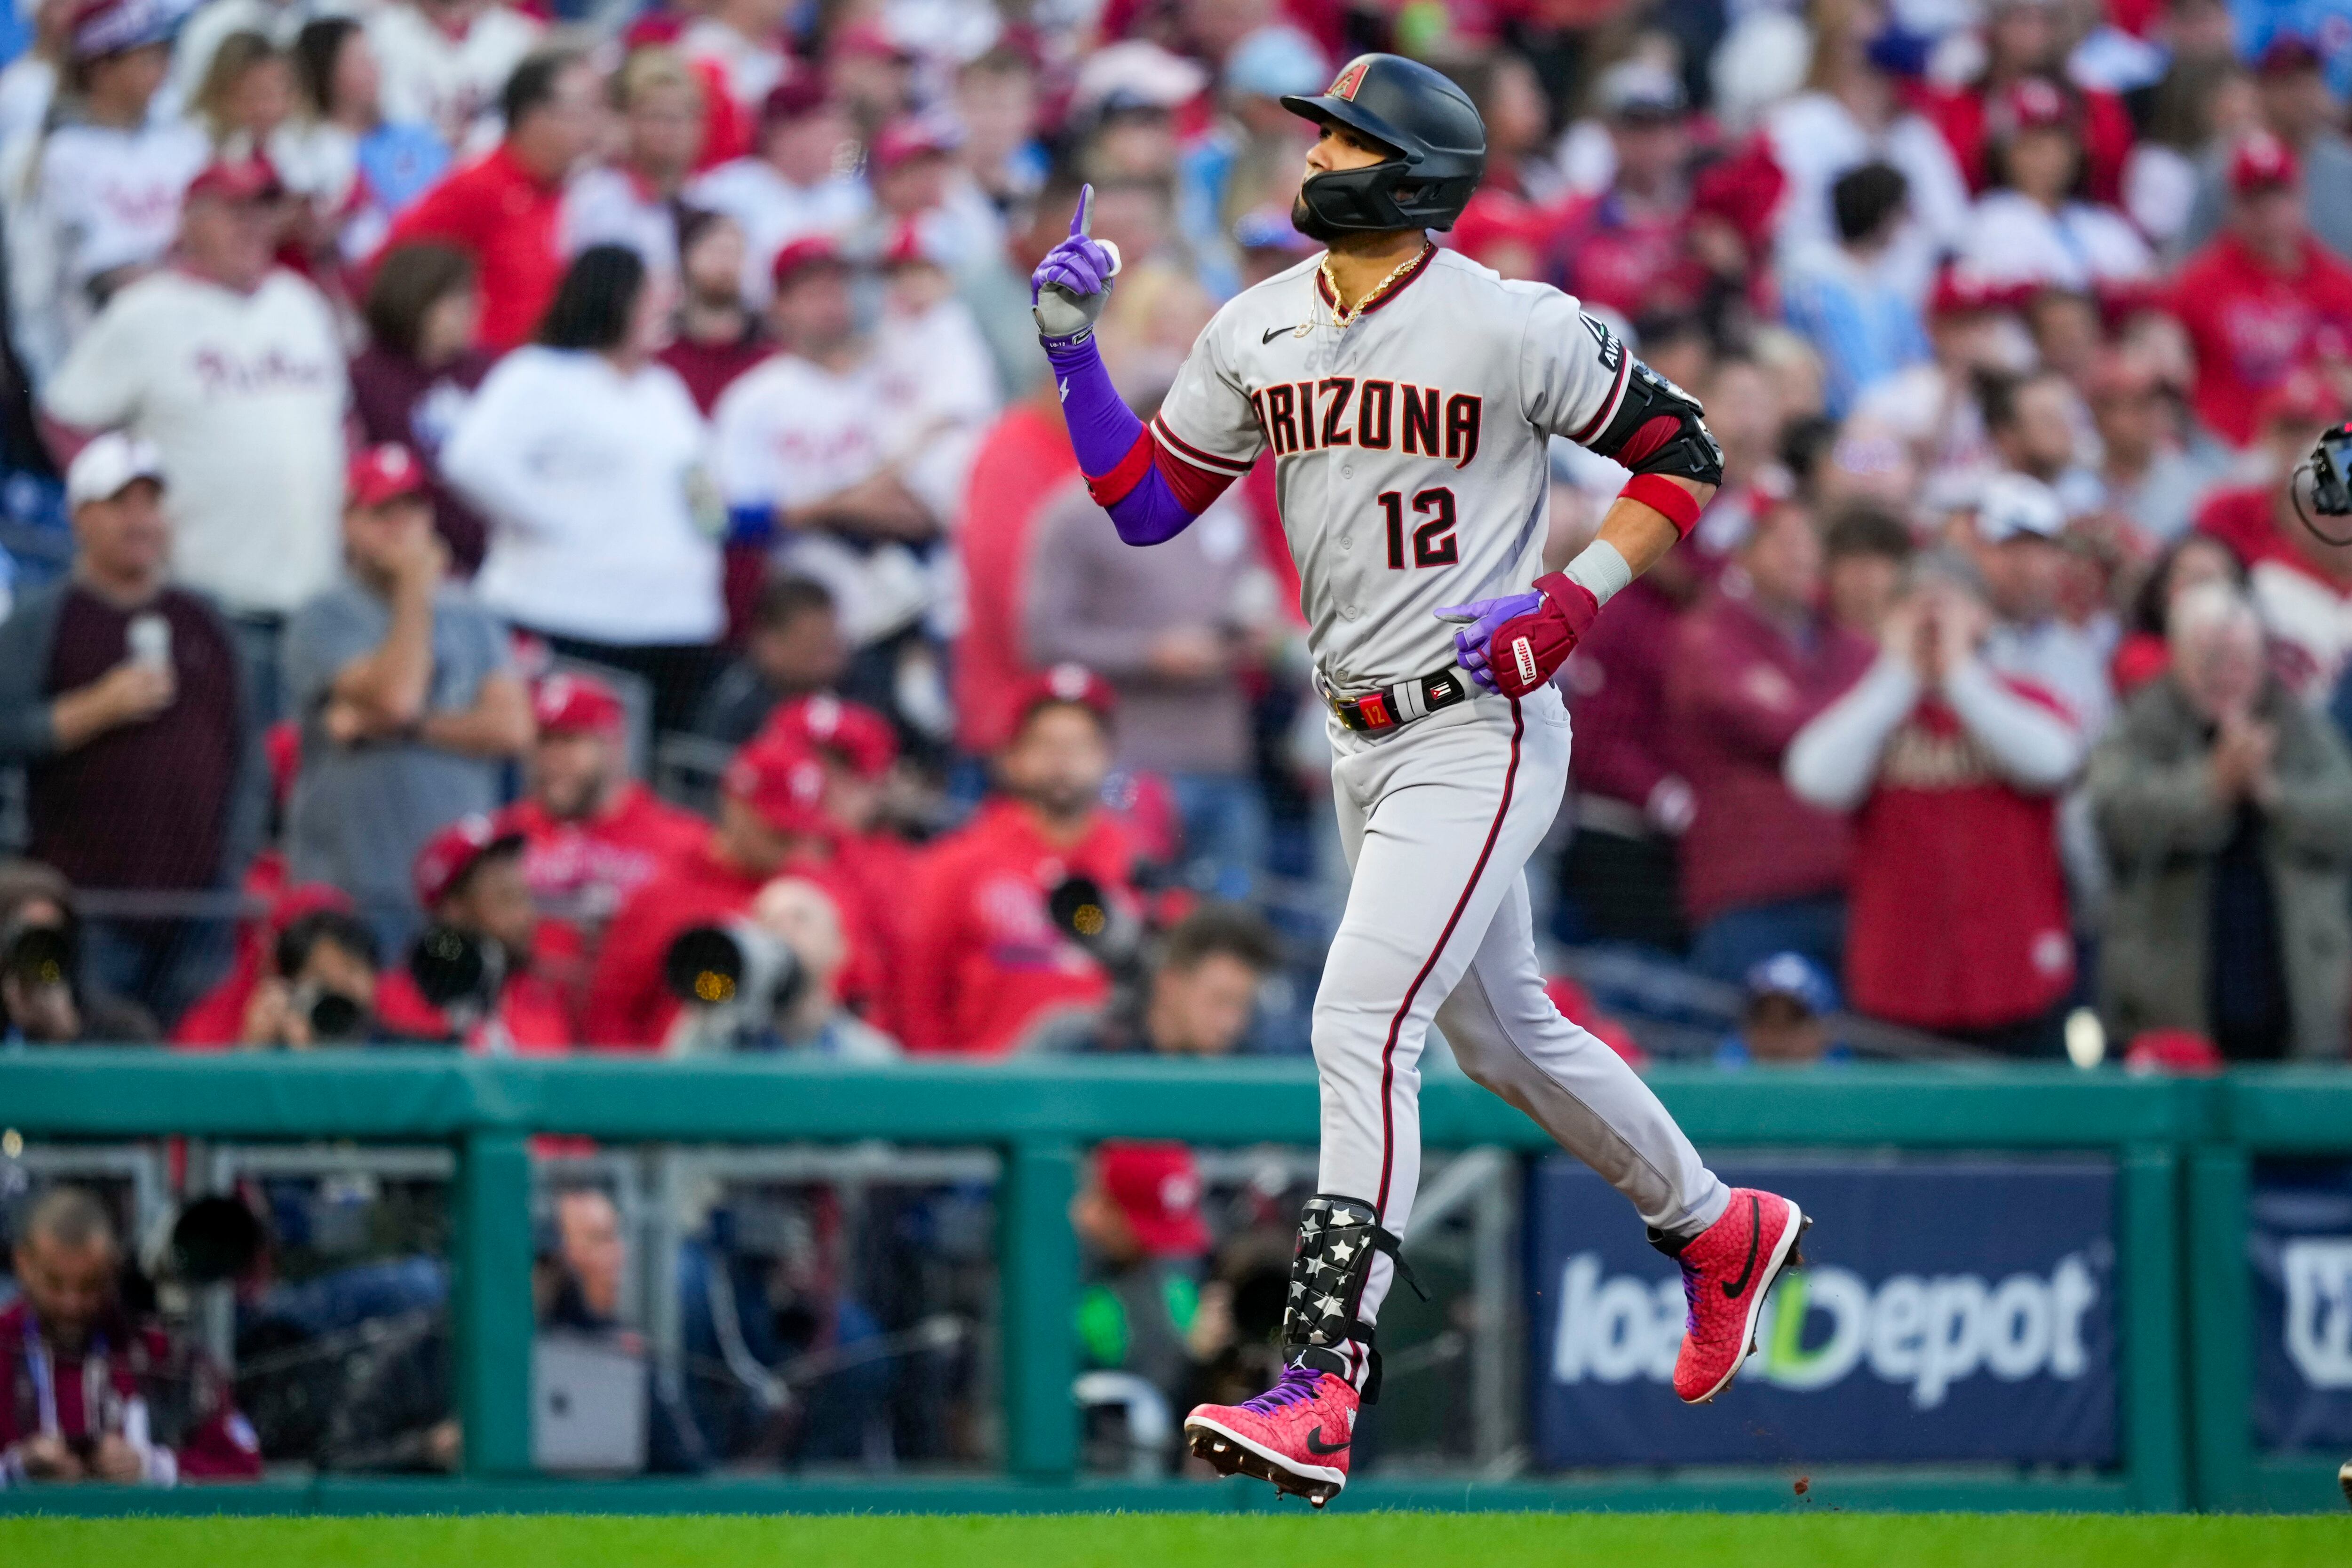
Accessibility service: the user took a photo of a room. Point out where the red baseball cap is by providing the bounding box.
[2254,36,2323,78]
[830,19,910,63]
[1994,76,2072,135]
[1013,663,1118,730]
[872,116,960,172]
[185,151,286,204]
[2231,131,2299,194]
[1094,1140,1210,1258]
[723,734,829,836]
[763,694,897,779]
[2123,1028,2224,1076]
[1927,262,2022,319]
[532,670,626,736]
[759,71,831,126]
[412,813,524,909]
[347,443,429,509]
[771,235,848,291]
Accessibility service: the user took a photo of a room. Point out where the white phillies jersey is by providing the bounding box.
[1154,245,1632,692]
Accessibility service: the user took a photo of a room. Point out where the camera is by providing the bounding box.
[0,919,72,990]
[662,921,809,1053]
[289,982,369,1043]
[2312,423,2352,519]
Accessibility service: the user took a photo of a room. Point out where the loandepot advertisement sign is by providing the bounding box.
[1529,1156,2118,1465]
[2250,1159,2352,1451]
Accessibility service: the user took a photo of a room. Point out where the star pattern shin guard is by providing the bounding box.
[1280,1194,1422,1402]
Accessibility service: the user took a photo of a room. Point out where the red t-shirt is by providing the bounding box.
[0,1300,261,1481]
[659,329,771,416]
[895,799,1135,1055]
[495,783,708,945]
[1918,81,2136,205]
[953,404,1078,754]
[1552,189,1707,322]
[2168,232,2352,446]
[1844,684,2076,1032]
[382,143,567,351]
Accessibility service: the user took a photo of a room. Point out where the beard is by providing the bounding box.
[1291,185,1345,244]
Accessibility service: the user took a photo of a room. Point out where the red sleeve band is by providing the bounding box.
[1086,429,1159,507]
[1617,473,1703,538]
[1153,439,1240,513]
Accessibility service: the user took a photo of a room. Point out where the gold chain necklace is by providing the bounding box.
[1313,242,1432,333]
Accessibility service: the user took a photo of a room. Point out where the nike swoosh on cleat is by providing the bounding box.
[1721,1194,1763,1300]
[1304,1425,1351,1455]
[1262,326,1289,344]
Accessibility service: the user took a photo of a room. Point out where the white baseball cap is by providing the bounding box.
[1972,471,2066,544]
[64,432,166,509]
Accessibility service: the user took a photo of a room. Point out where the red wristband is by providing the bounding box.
[1618,473,1702,537]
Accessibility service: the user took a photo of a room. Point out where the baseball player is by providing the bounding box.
[1032,53,1808,1505]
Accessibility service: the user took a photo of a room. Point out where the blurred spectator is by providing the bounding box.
[2090,582,2352,1059]
[2089,350,2228,545]
[7,0,207,380]
[0,1187,260,1482]
[1073,1140,1216,1472]
[1552,61,1713,325]
[660,210,767,417]
[1557,528,1700,953]
[678,0,790,123]
[691,575,848,746]
[1981,369,2098,513]
[2179,38,2352,266]
[2168,133,2352,449]
[713,238,939,665]
[1174,25,1323,291]
[1765,0,1971,303]
[1668,501,1877,981]
[953,370,1080,757]
[687,77,867,306]
[1967,474,2114,740]
[564,47,705,279]
[952,47,1045,219]
[284,444,531,946]
[1821,501,1914,639]
[375,812,575,1051]
[584,733,869,1048]
[497,670,705,945]
[41,153,346,719]
[0,0,70,150]
[1101,902,1280,1057]
[1780,161,1930,419]
[754,693,911,1004]
[237,904,397,1045]
[2113,532,2246,697]
[1923,0,2137,204]
[1025,463,1269,899]
[382,47,598,351]
[443,244,723,735]
[1716,951,1847,1069]
[536,1186,708,1473]
[897,668,1136,1055]
[0,436,257,1024]
[1955,78,2152,294]
[366,0,541,155]
[2192,374,2351,700]
[0,858,155,1043]
[277,17,449,265]
[679,874,898,1058]
[874,224,1002,498]
[170,879,350,1048]
[1787,577,2084,1053]
[349,243,496,574]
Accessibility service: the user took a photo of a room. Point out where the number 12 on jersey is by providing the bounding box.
[1378,488,1459,570]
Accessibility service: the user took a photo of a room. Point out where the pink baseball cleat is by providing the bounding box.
[1184,1363,1359,1507]
[1663,1187,1809,1404]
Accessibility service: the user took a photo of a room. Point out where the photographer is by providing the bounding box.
[237,907,404,1049]
[1071,903,1280,1058]
[897,666,1139,1055]
[0,1187,260,1486]
[0,861,155,1046]
[375,814,576,1053]
[664,876,898,1059]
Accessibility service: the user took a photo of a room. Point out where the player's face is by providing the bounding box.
[1304,121,1393,177]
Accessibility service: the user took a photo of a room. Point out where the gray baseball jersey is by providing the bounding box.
[1154,245,1633,691]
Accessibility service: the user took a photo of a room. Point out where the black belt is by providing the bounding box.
[1323,666,1472,733]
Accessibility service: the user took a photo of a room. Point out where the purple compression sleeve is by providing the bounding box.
[1042,335,1197,546]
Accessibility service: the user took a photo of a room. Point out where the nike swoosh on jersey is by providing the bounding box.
[1262,326,1291,344]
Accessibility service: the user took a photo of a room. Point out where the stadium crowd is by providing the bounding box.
[0,0,2347,1082]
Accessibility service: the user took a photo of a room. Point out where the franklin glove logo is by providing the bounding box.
[1511,636,1539,690]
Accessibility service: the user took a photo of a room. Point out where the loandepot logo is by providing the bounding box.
[1550,1253,2099,1409]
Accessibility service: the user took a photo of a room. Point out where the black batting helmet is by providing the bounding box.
[1282,54,1486,234]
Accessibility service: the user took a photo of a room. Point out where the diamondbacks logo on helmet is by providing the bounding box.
[1328,60,1369,101]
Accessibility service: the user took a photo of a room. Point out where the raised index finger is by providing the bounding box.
[1071,182,1094,240]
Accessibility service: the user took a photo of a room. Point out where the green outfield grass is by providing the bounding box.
[1,1513,2345,1568]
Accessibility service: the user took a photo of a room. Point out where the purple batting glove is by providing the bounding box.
[1032,184,1123,342]
[1434,592,1544,693]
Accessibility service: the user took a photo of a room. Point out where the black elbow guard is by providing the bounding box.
[1583,359,1725,487]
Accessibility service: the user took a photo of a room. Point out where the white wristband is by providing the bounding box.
[1561,540,1633,607]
